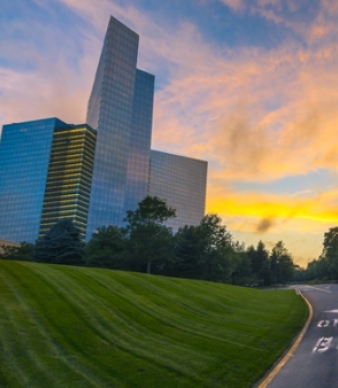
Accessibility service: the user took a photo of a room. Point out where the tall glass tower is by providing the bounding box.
[0,118,87,242]
[85,16,155,239]
[124,69,154,216]
[39,124,96,240]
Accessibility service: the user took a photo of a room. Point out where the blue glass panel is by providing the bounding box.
[148,150,208,232]
[86,16,143,239]
[0,118,65,242]
[124,69,154,216]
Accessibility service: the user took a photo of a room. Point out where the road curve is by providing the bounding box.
[262,285,338,388]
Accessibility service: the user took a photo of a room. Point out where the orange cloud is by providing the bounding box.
[207,187,338,226]
[151,37,338,180]
[227,217,325,267]
[205,187,338,266]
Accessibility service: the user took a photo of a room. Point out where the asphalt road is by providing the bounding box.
[266,284,338,388]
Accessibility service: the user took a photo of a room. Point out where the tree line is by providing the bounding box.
[294,227,338,282]
[1,196,296,285]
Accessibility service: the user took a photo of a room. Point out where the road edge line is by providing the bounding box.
[255,289,313,388]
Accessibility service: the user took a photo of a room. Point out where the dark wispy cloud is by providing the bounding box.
[255,218,276,233]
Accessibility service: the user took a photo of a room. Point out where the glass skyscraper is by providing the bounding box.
[149,151,208,232]
[39,124,96,240]
[85,16,155,239]
[0,15,207,244]
[0,118,95,242]
[124,69,154,216]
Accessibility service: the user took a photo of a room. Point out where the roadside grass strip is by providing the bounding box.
[0,261,308,388]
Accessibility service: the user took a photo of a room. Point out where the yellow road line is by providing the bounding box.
[256,290,313,388]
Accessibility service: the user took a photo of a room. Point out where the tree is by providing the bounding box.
[322,227,338,280]
[85,225,127,269]
[247,241,271,286]
[32,219,85,265]
[231,242,254,285]
[173,224,206,279]
[293,264,307,282]
[124,196,176,274]
[306,257,330,281]
[270,241,294,285]
[0,242,34,261]
[255,241,269,274]
[174,214,234,282]
[0,244,19,260]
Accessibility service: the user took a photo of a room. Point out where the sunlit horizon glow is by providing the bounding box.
[2,0,338,267]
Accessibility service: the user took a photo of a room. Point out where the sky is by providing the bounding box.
[2,0,338,267]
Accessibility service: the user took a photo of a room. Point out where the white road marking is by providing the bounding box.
[334,319,338,327]
[304,286,332,293]
[312,338,324,353]
[325,310,338,313]
[312,337,333,354]
[317,320,330,327]
[317,338,333,353]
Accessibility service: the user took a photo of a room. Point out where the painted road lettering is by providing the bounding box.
[317,320,330,327]
[317,319,338,327]
[312,337,333,354]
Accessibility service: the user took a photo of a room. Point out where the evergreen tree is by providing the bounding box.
[270,241,294,285]
[247,241,271,286]
[32,219,85,265]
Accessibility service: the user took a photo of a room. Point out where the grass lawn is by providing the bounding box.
[0,261,308,388]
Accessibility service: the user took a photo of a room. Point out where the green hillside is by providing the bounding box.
[0,261,307,388]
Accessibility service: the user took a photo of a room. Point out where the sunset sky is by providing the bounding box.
[2,0,338,266]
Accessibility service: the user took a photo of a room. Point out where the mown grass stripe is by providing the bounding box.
[21,262,201,387]
[0,261,308,388]
[32,264,214,378]
[82,269,264,351]
[0,263,126,388]
[0,269,94,388]
[85,268,287,348]
[0,278,32,388]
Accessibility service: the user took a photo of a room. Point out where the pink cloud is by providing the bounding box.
[3,0,338,186]
[150,36,338,180]
[219,0,245,11]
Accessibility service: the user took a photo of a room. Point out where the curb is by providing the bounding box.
[255,289,313,388]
